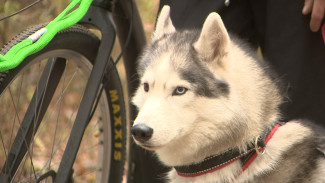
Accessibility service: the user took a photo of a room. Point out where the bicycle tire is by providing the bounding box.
[0,24,127,183]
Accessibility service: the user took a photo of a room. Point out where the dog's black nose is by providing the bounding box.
[131,124,153,142]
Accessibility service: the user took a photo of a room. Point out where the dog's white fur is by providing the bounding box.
[132,6,325,183]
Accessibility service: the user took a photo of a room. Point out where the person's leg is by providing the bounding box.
[259,0,325,126]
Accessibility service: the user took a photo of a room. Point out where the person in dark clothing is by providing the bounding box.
[157,0,325,127]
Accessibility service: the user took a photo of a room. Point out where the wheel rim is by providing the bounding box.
[0,50,111,182]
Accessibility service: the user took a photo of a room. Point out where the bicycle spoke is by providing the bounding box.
[16,153,29,182]
[29,156,37,180]
[33,65,80,138]
[77,118,101,154]
[5,87,32,180]
[0,131,8,169]
[29,62,49,164]
[8,87,23,133]
[8,72,25,154]
[77,142,101,156]
[48,61,67,170]
[30,62,47,181]
[40,95,83,172]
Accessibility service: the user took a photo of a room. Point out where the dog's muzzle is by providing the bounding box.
[131,124,153,142]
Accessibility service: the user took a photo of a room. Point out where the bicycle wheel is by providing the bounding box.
[0,24,127,182]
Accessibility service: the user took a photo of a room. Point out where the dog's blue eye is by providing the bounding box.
[173,87,188,96]
[144,83,149,92]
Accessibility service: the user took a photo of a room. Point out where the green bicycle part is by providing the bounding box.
[0,0,93,72]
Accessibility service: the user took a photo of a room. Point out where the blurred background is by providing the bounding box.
[0,0,158,46]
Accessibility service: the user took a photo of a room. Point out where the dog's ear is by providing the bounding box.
[193,13,230,62]
[152,5,176,41]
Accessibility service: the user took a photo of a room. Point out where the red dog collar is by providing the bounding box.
[174,122,285,177]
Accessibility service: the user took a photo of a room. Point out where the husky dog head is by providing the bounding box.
[131,6,282,166]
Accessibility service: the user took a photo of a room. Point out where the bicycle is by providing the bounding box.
[0,0,168,182]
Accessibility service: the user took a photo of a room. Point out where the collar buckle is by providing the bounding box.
[254,135,266,155]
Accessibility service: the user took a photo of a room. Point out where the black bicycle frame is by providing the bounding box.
[17,0,168,182]
[53,2,117,182]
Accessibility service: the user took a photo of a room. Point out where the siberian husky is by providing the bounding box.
[131,6,325,183]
